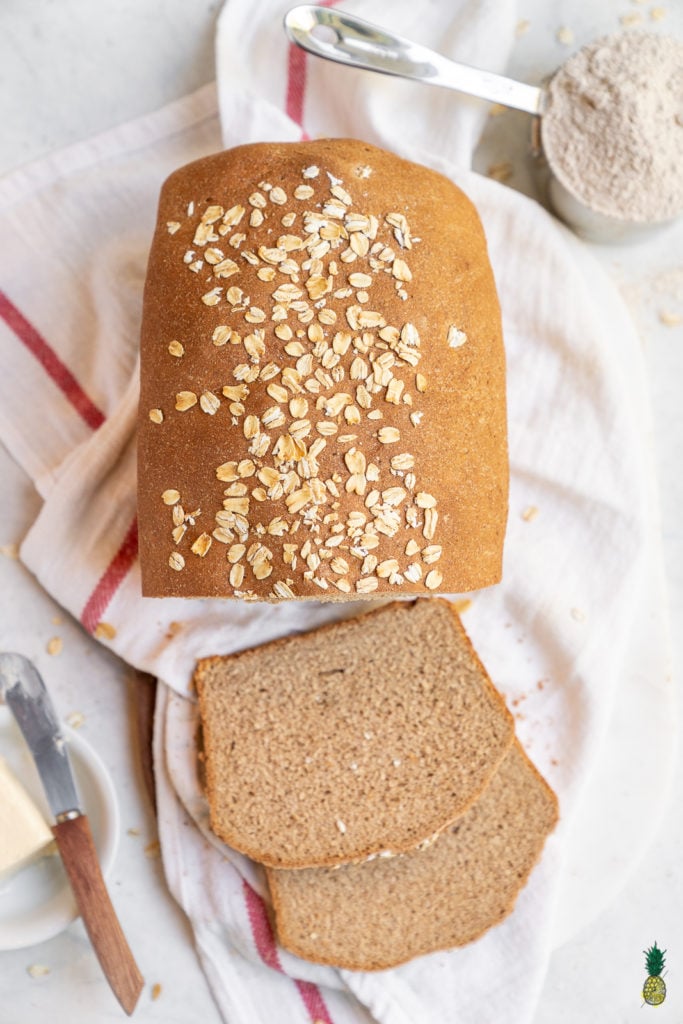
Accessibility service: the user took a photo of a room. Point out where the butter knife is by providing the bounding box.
[0,653,143,1016]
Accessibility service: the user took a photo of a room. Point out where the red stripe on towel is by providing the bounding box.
[286,40,309,128]
[242,880,335,1024]
[80,517,138,632]
[0,289,105,431]
[0,290,138,631]
[243,879,281,972]
[293,978,336,1024]
[285,0,341,130]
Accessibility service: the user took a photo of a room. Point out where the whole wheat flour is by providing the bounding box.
[541,32,683,223]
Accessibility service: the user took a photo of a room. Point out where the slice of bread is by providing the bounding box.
[267,741,559,971]
[195,598,514,869]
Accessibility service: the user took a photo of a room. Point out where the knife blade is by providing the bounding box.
[0,653,144,1016]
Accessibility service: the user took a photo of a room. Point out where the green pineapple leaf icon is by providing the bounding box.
[642,942,666,1006]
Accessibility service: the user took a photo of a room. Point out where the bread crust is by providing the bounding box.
[138,139,508,600]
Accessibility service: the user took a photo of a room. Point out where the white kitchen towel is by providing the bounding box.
[0,0,672,1022]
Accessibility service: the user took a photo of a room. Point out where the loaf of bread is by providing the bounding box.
[138,139,508,600]
[195,599,514,869]
[266,741,559,971]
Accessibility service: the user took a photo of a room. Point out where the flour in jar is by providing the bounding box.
[541,32,683,223]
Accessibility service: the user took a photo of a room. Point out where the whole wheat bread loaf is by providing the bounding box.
[137,139,508,600]
[195,598,514,869]
[267,741,559,970]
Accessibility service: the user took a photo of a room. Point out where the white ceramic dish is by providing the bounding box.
[0,706,119,951]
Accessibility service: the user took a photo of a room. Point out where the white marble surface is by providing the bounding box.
[0,1,681,1021]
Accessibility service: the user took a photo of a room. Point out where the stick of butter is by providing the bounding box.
[0,755,54,880]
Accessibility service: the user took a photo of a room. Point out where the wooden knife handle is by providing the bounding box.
[52,814,144,1016]
[132,670,157,816]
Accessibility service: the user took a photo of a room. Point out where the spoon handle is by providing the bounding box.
[284,5,544,116]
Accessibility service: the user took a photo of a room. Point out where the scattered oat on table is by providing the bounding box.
[452,598,472,614]
[94,622,117,641]
[487,162,513,183]
[556,26,575,45]
[151,983,162,1001]
[522,505,539,522]
[0,543,19,559]
[659,310,681,326]
[46,637,63,656]
[144,839,161,859]
[516,18,530,35]
[650,7,667,20]
[620,11,644,26]
[570,607,586,623]
[27,965,50,978]
[66,711,85,729]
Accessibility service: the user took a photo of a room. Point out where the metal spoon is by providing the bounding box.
[283,4,544,116]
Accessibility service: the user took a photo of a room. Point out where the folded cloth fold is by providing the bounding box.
[0,1,671,1023]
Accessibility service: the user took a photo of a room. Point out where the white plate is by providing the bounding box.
[0,706,119,951]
